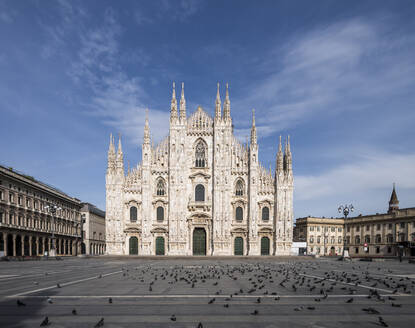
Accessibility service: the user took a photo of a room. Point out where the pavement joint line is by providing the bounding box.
[7,270,123,297]
[0,271,64,282]
[5,293,412,299]
[300,273,394,293]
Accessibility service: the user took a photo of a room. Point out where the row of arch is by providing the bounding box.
[129,201,270,223]
[0,233,78,256]
[126,233,271,256]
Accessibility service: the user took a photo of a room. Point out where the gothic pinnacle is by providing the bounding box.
[215,82,221,120]
[144,108,150,144]
[180,82,186,120]
[170,81,178,121]
[250,108,257,145]
[223,83,231,120]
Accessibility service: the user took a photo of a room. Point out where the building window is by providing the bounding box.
[399,233,405,242]
[195,184,205,202]
[130,206,137,222]
[93,232,96,240]
[317,236,321,244]
[376,247,380,254]
[376,224,381,231]
[0,212,3,223]
[9,193,14,203]
[324,227,328,232]
[365,235,370,243]
[366,225,370,231]
[156,179,166,196]
[18,196,22,205]
[26,199,31,207]
[356,226,360,232]
[235,179,244,196]
[235,207,243,221]
[262,207,269,221]
[346,236,350,244]
[400,222,405,228]
[331,227,335,232]
[376,235,381,243]
[355,236,360,244]
[338,227,342,232]
[195,140,206,168]
[388,223,392,229]
[156,206,164,221]
[310,226,314,231]
[387,246,392,253]
[331,237,335,244]
[310,236,314,243]
[317,227,320,232]
[99,233,102,240]
[338,236,342,243]
[386,234,393,243]
[355,247,359,254]
[347,226,350,232]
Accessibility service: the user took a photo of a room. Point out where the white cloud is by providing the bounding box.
[238,18,415,137]
[295,150,415,217]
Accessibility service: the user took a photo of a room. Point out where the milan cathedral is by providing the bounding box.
[105,83,293,256]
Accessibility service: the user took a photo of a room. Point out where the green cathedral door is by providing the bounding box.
[193,228,206,255]
[129,237,138,255]
[234,237,244,255]
[260,237,270,255]
[156,237,165,255]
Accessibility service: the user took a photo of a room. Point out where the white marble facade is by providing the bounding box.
[105,83,293,256]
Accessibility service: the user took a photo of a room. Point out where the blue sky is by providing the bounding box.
[1,0,414,218]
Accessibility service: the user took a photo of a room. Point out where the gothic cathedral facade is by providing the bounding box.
[105,83,293,256]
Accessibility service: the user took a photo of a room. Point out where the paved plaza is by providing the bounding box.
[0,257,414,327]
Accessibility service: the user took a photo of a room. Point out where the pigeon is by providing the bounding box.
[17,300,26,306]
[378,316,388,327]
[346,298,353,303]
[47,298,53,304]
[362,307,380,314]
[57,283,61,288]
[72,309,77,315]
[170,315,177,321]
[34,281,39,285]
[251,310,259,315]
[94,317,104,327]
[256,297,261,303]
[224,304,229,308]
[391,303,402,307]
[388,296,396,301]
[108,298,113,304]
[307,306,315,310]
[208,298,215,304]
[40,316,49,326]
[197,323,203,328]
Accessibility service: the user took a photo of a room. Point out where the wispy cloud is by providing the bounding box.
[68,7,169,144]
[238,18,415,137]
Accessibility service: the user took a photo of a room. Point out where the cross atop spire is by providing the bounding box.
[215,82,221,120]
[180,82,186,121]
[170,81,178,121]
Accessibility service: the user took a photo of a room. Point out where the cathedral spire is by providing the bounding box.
[388,183,399,212]
[144,108,150,145]
[116,133,123,158]
[116,133,124,173]
[215,82,221,120]
[276,135,283,173]
[170,82,178,122]
[250,108,257,146]
[223,83,231,121]
[107,133,116,169]
[180,82,186,121]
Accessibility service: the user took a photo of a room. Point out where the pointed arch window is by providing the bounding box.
[156,206,164,221]
[235,207,243,221]
[130,206,137,222]
[195,141,206,167]
[156,179,165,196]
[195,184,205,202]
[262,207,269,221]
[235,180,244,196]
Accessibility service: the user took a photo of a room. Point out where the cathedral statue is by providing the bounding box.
[106,82,293,256]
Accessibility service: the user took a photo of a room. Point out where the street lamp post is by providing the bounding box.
[338,204,354,258]
[45,204,61,257]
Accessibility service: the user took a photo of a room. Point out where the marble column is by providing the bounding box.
[29,236,33,256]
[3,232,7,256]
[21,235,25,256]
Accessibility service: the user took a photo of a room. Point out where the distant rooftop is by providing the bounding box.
[81,202,106,218]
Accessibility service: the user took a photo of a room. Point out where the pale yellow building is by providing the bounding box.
[80,203,106,255]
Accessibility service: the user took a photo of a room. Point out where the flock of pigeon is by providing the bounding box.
[15,260,414,327]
